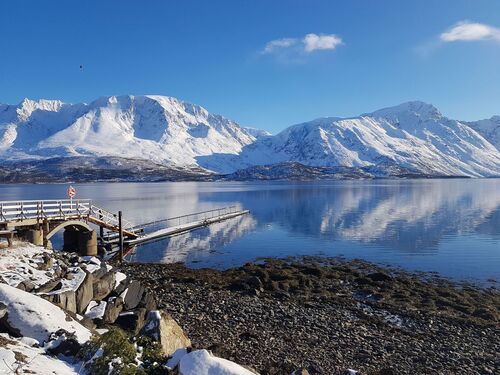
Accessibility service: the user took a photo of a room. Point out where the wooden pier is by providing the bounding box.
[1,199,249,260]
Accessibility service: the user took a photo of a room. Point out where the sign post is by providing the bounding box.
[67,185,76,209]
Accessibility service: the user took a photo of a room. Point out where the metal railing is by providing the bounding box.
[0,199,134,231]
[134,205,240,230]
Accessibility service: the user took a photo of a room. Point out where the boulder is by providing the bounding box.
[142,310,191,356]
[0,302,6,319]
[115,308,147,335]
[76,271,93,314]
[367,272,393,282]
[47,290,77,314]
[16,280,36,293]
[93,271,116,301]
[123,280,145,310]
[139,290,157,311]
[292,370,310,375]
[46,329,82,357]
[103,296,124,324]
[36,279,62,294]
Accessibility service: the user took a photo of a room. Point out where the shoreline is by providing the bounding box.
[120,257,499,375]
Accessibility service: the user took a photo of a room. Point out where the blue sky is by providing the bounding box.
[1,0,499,133]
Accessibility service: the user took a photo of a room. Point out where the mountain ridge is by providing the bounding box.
[1,96,499,180]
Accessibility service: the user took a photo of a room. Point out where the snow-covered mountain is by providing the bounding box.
[466,116,500,151]
[1,97,499,179]
[0,95,256,167]
[212,101,500,177]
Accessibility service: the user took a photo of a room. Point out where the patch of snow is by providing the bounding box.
[84,300,107,320]
[0,284,91,344]
[114,272,127,289]
[166,347,188,370]
[0,333,80,374]
[179,349,256,375]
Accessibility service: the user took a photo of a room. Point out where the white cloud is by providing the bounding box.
[440,21,500,43]
[261,33,343,56]
[262,38,298,54]
[303,33,343,52]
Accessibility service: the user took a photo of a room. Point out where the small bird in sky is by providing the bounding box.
[79,65,84,71]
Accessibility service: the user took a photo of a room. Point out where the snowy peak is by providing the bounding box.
[466,115,500,151]
[0,95,258,168]
[365,101,442,123]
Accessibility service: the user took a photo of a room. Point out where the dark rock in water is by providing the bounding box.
[115,308,147,335]
[367,272,393,282]
[46,329,81,357]
[123,281,145,310]
[103,296,124,324]
[93,271,116,301]
[76,271,93,314]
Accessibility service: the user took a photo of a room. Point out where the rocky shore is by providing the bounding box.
[121,258,500,375]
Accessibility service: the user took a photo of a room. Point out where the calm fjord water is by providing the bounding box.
[1,179,499,283]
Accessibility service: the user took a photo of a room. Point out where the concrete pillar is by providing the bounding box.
[77,230,97,256]
[63,228,79,252]
[27,229,44,246]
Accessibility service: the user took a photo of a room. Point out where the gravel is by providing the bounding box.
[120,257,499,375]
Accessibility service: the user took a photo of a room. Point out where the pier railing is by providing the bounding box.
[0,199,134,231]
[132,205,241,230]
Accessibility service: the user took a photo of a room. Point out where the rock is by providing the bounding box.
[93,271,115,301]
[46,329,82,357]
[103,296,124,324]
[246,276,263,290]
[139,290,157,311]
[141,310,192,356]
[115,308,147,335]
[76,271,94,314]
[114,277,130,296]
[37,254,54,271]
[292,370,310,375]
[18,280,36,292]
[367,272,393,282]
[79,316,96,331]
[36,279,62,294]
[123,280,145,310]
[0,302,6,319]
[47,290,77,314]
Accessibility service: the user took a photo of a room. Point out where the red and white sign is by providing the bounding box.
[67,185,76,199]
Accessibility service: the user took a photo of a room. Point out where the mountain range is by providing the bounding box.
[0,95,499,181]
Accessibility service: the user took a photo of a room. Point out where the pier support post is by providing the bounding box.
[78,230,97,256]
[27,228,44,246]
[118,211,123,263]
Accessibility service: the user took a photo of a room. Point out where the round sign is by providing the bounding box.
[67,185,76,199]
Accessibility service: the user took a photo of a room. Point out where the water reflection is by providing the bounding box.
[1,179,499,282]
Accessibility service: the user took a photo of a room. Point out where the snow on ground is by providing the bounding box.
[0,284,91,344]
[0,242,54,288]
[0,334,80,374]
[84,300,107,320]
[178,349,257,375]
